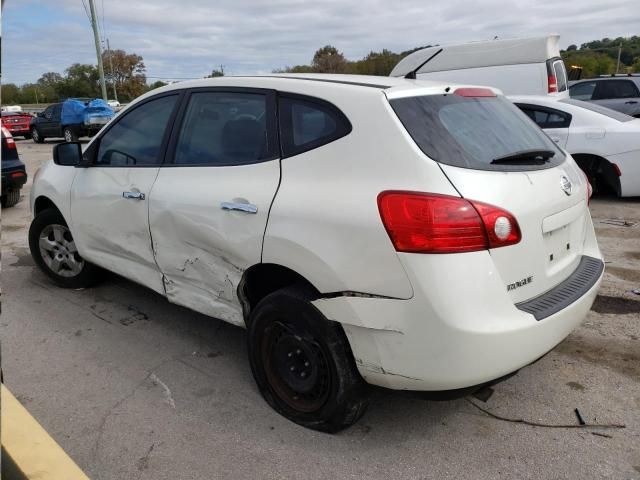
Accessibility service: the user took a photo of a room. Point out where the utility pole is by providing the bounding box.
[107,38,118,102]
[89,0,107,101]
[615,43,622,74]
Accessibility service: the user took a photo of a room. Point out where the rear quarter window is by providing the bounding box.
[390,94,565,172]
[278,94,351,158]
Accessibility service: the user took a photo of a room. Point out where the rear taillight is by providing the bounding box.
[377,191,521,254]
[2,126,16,149]
[547,75,558,93]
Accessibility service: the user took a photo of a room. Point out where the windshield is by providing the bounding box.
[560,98,635,122]
[389,94,565,171]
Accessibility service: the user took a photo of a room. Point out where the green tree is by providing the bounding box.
[36,71,63,102]
[56,63,101,99]
[1,83,21,104]
[148,80,168,90]
[207,67,225,77]
[312,45,348,73]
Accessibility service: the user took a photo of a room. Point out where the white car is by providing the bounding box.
[511,95,640,197]
[29,74,603,432]
[106,100,121,108]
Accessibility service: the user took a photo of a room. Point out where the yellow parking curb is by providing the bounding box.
[1,384,90,479]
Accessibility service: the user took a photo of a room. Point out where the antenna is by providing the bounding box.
[405,48,444,79]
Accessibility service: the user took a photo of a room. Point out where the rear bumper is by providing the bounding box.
[4,126,30,135]
[313,222,603,390]
[2,170,27,191]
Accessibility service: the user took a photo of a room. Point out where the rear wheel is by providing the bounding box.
[23,132,32,140]
[1,189,20,208]
[247,285,369,432]
[63,126,78,142]
[29,208,103,288]
[31,127,44,143]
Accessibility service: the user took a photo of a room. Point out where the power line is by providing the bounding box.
[80,0,91,22]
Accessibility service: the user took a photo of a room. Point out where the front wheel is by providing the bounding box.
[247,285,369,432]
[31,127,44,143]
[29,208,103,288]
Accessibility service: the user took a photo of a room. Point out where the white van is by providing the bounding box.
[390,35,569,97]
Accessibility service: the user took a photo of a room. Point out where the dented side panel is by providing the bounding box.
[148,160,281,326]
[70,167,165,294]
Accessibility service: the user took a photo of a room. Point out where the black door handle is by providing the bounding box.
[625,100,638,104]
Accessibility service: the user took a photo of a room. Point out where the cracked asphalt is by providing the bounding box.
[2,139,639,479]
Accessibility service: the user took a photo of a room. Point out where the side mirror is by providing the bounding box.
[53,142,84,166]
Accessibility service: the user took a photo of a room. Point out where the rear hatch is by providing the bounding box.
[388,87,590,302]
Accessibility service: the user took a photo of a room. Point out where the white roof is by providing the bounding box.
[390,35,561,77]
[136,73,499,105]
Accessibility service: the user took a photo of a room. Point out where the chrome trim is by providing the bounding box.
[123,191,145,200]
[220,201,258,214]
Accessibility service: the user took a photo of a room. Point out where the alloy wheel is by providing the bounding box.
[38,224,84,277]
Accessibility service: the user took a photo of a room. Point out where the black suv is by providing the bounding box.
[1,128,27,208]
[569,75,640,117]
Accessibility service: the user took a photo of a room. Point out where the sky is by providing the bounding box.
[2,0,639,85]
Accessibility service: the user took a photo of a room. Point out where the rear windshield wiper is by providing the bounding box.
[491,149,555,165]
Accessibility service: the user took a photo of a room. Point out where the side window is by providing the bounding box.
[516,105,571,129]
[278,95,351,157]
[553,61,568,92]
[43,105,54,119]
[174,91,271,166]
[96,95,178,166]
[52,104,62,121]
[595,80,640,100]
[570,81,597,100]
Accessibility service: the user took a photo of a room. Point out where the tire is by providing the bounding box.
[31,127,44,143]
[247,284,369,432]
[63,126,78,142]
[1,189,21,208]
[23,132,32,140]
[28,208,103,288]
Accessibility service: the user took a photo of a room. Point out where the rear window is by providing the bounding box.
[390,94,565,171]
[560,98,635,122]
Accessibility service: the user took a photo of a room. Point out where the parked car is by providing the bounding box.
[107,99,121,108]
[30,99,114,143]
[29,74,603,432]
[511,95,640,197]
[2,127,27,208]
[568,76,640,117]
[390,35,569,96]
[1,111,33,139]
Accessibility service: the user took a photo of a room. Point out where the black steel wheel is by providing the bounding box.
[247,285,369,432]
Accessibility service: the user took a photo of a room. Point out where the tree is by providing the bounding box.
[56,63,101,99]
[207,67,224,77]
[149,80,168,90]
[352,49,400,76]
[567,44,577,51]
[37,72,63,102]
[2,83,21,104]
[102,49,146,101]
[312,45,348,73]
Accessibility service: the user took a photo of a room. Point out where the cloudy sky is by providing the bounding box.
[2,0,639,85]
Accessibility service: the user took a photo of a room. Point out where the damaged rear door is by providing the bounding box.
[149,88,280,326]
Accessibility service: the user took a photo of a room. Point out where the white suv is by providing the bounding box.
[29,74,604,432]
